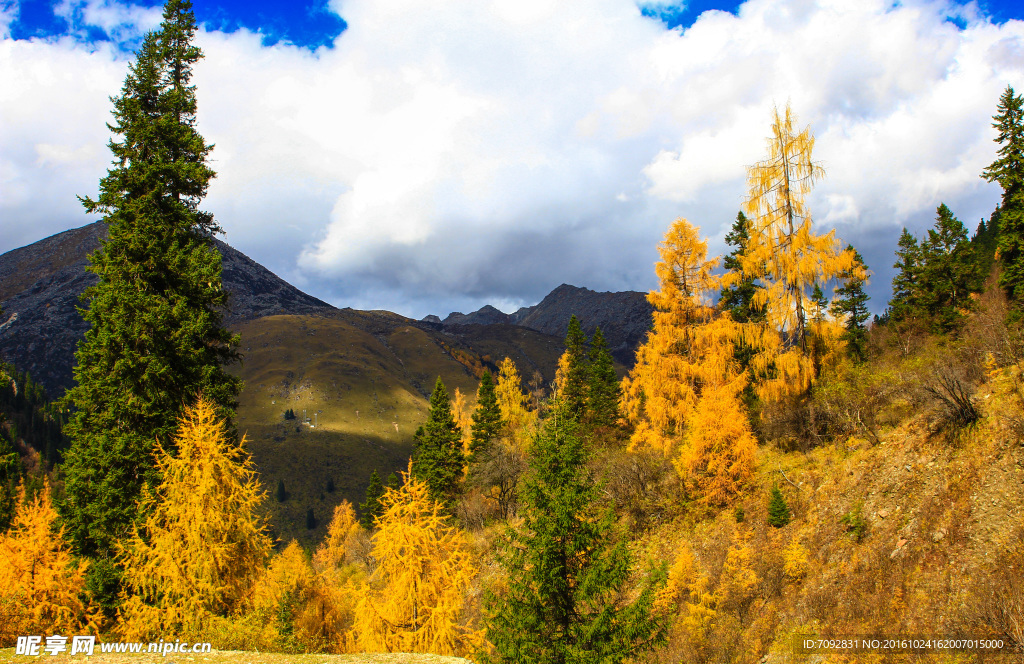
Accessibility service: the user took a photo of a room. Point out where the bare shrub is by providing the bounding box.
[597,448,673,531]
[925,368,980,436]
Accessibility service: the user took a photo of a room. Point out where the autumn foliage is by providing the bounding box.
[0,481,97,644]
[353,467,483,655]
[733,104,860,401]
[118,395,272,640]
[622,218,756,504]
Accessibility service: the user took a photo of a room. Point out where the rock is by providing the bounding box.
[877,508,890,519]
[932,529,947,542]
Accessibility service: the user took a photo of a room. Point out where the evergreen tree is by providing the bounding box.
[561,315,590,420]
[889,228,924,324]
[276,479,287,503]
[920,203,981,333]
[720,211,765,324]
[0,414,17,533]
[411,377,465,507]
[483,401,666,663]
[585,327,620,429]
[358,469,385,530]
[982,86,1024,303]
[767,485,791,528]
[306,508,316,530]
[469,370,502,462]
[60,0,240,593]
[831,245,871,362]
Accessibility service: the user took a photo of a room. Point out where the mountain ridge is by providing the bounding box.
[433,283,653,365]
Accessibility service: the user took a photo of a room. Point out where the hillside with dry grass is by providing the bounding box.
[230,309,566,545]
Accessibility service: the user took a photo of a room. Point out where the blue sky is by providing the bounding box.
[9,0,1023,48]
[2,0,1024,317]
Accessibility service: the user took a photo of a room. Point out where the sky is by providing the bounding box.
[2,0,1024,320]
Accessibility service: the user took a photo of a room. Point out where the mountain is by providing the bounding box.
[437,284,654,365]
[0,221,335,397]
[0,222,568,544]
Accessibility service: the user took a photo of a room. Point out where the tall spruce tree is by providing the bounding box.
[469,370,502,463]
[831,245,871,362]
[920,203,980,333]
[60,0,240,599]
[889,228,924,325]
[982,86,1024,303]
[411,377,465,507]
[585,327,620,429]
[482,400,666,663]
[561,315,590,421]
[720,211,764,325]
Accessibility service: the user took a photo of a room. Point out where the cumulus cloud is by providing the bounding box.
[1,0,1023,318]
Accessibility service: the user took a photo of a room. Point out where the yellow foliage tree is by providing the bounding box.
[451,387,473,461]
[353,468,484,655]
[495,357,536,449]
[118,395,272,640]
[736,104,860,400]
[307,501,366,653]
[0,481,97,644]
[716,527,759,613]
[655,544,717,643]
[621,218,756,503]
[676,378,758,506]
[313,500,363,571]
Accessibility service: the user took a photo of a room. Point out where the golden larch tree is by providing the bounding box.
[736,103,860,400]
[118,395,273,640]
[308,501,366,653]
[621,218,756,503]
[494,357,536,449]
[451,387,474,461]
[0,481,98,644]
[353,467,484,655]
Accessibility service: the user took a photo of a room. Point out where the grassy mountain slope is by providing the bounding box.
[231,310,566,546]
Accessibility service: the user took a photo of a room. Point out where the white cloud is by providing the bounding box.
[1,0,1023,318]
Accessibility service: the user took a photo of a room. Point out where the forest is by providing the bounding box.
[1,0,1023,662]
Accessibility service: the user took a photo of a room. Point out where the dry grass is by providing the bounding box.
[0,649,475,664]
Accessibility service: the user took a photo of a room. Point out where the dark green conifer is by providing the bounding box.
[561,314,590,421]
[720,211,765,324]
[411,377,465,507]
[889,228,924,325]
[469,370,502,463]
[767,485,791,528]
[60,1,241,604]
[305,508,316,530]
[0,422,16,533]
[831,245,871,362]
[482,400,666,663]
[359,469,385,529]
[276,479,287,503]
[982,86,1024,303]
[585,327,620,429]
[920,203,981,333]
